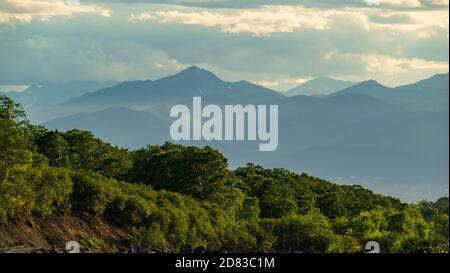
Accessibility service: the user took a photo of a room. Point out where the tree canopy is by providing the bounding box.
[0,95,448,253]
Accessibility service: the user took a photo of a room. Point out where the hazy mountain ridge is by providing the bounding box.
[1,81,115,107]
[66,66,284,106]
[45,107,169,149]
[285,77,359,97]
[32,67,450,201]
[330,73,449,111]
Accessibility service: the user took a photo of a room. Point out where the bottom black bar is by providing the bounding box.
[0,253,448,272]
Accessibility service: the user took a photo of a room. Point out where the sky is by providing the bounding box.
[0,0,448,91]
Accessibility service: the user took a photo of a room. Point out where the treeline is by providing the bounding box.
[0,95,448,253]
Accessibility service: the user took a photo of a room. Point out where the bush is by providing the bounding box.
[71,172,117,214]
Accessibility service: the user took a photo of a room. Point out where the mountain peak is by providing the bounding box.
[171,65,223,83]
[285,77,358,97]
[401,72,449,90]
[179,65,211,75]
[365,79,379,84]
[182,65,202,72]
[314,76,334,81]
[424,72,449,83]
[359,79,386,88]
[328,79,389,97]
[234,80,254,85]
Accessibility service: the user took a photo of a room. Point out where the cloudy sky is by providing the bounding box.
[0,0,448,91]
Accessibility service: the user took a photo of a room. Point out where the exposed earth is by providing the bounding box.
[0,213,134,253]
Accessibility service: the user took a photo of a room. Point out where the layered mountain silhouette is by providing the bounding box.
[330,73,449,111]
[66,66,284,106]
[45,107,169,149]
[17,66,449,201]
[2,81,114,106]
[285,77,358,97]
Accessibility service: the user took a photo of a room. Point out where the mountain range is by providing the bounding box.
[1,81,114,107]
[66,66,283,106]
[5,66,448,201]
[285,77,358,97]
[330,74,449,111]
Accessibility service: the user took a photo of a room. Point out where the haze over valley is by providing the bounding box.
[3,67,447,202]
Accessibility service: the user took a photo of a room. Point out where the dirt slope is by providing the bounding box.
[0,213,131,253]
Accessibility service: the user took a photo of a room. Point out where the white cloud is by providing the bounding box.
[0,0,111,24]
[285,77,313,84]
[257,80,279,87]
[130,6,329,35]
[325,50,449,76]
[129,11,153,22]
[364,0,422,7]
[129,4,448,35]
[154,63,165,69]
[0,84,28,92]
[0,2,447,87]
[425,0,449,6]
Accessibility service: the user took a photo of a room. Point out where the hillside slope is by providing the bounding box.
[0,214,130,253]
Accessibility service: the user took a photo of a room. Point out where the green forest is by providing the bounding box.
[0,95,448,253]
